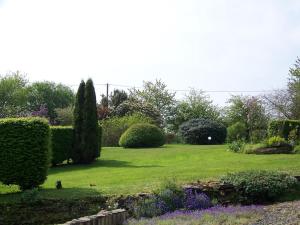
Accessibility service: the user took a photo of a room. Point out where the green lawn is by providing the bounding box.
[1,144,300,201]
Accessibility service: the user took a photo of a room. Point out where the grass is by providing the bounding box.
[1,144,300,202]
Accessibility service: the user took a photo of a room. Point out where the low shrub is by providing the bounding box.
[227,122,247,143]
[294,145,300,154]
[179,118,227,145]
[101,114,154,147]
[184,189,212,210]
[220,170,298,203]
[0,118,51,190]
[51,126,73,165]
[119,123,165,148]
[267,136,287,147]
[250,129,267,143]
[243,143,267,154]
[268,120,300,139]
[228,140,245,153]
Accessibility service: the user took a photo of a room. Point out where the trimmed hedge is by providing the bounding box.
[268,120,300,139]
[0,118,51,190]
[119,123,165,148]
[51,126,73,165]
[179,118,227,145]
[51,124,102,166]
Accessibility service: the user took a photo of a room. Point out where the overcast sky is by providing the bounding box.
[0,0,300,105]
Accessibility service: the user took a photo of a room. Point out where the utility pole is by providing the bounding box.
[106,83,109,107]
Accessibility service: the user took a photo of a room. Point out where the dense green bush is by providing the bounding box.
[51,126,73,165]
[119,123,165,148]
[267,136,287,147]
[179,118,226,144]
[101,114,154,147]
[268,120,300,139]
[228,140,245,153]
[0,118,51,190]
[227,122,247,143]
[220,170,298,203]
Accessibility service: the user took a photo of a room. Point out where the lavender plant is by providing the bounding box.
[183,189,212,210]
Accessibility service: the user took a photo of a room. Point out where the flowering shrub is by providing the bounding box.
[184,189,212,210]
[228,140,245,153]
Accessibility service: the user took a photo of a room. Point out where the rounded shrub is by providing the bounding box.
[0,118,51,190]
[179,118,226,144]
[119,123,165,148]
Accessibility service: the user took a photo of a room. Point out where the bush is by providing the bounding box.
[220,170,298,203]
[228,140,245,153]
[101,114,154,147]
[119,123,165,148]
[0,118,51,190]
[183,189,212,210]
[267,136,287,147]
[50,126,73,165]
[268,120,300,139]
[179,118,227,144]
[227,122,247,143]
[250,129,267,143]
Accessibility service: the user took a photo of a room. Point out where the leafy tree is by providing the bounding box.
[27,81,74,122]
[0,71,29,118]
[288,57,300,119]
[168,89,221,131]
[129,79,176,125]
[224,95,269,141]
[72,80,85,164]
[110,89,128,109]
[82,79,99,163]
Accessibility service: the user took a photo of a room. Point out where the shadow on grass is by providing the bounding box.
[49,159,163,175]
[0,187,103,203]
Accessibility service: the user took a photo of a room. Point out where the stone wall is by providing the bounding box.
[60,209,127,225]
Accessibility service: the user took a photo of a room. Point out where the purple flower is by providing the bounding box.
[183,189,212,210]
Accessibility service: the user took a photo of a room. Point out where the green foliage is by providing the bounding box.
[101,113,154,147]
[243,143,267,154]
[129,79,176,126]
[0,71,29,118]
[288,57,300,119]
[228,140,245,153]
[72,80,85,164]
[20,188,40,204]
[113,100,162,126]
[27,81,74,122]
[224,96,269,141]
[168,89,221,132]
[220,170,298,203]
[0,117,51,190]
[82,79,99,163]
[268,120,300,140]
[110,89,128,109]
[250,129,267,144]
[119,123,165,148]
[179,118,227,144]
[267,136,287,147]
[50,126,73,165]
[54,106,74,125]
[227,122,247,143]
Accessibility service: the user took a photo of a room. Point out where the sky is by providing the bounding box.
[0,0,300,105]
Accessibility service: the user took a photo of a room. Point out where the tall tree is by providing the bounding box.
[72,81,85,164]
[27,81,75,122]
[167,89,221,131]
[82,79,99,163]
[0,71,29,118]
[129,79,176,126]
[110,89,128,109]
[288,57,300,119]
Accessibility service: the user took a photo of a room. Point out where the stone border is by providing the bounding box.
[60,209,127,225]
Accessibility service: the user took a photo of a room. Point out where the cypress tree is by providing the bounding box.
[82,78,99,163]
[72,80,85,163]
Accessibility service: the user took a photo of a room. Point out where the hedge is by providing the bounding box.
[119,123,165,148]
[50,126,73,165]
[268,120,300,139]
[0,118,51,190]
[51,124,102,165]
